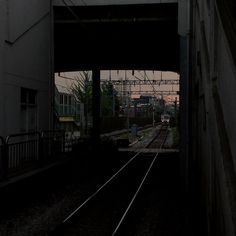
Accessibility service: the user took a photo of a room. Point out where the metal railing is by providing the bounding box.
[0,136,7,180]
[6,132,41,177]
[41,130,65,164]
[0,130,78,181]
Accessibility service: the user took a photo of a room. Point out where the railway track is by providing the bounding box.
[50,124,169,236]
[147,123,169,148]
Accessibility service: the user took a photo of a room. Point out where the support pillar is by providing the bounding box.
[178,0,191,189]
[180,35,190,188]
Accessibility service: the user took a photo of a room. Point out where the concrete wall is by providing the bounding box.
[177,0,190,188]
[0,0,52,137]
[0,1,7,138]
[191,0,236,235]
[53,0,177,6]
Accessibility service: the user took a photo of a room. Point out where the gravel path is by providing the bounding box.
[0,135,200,236]
[0,150,126,236]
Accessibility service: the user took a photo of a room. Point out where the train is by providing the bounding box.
[161,114,170,123]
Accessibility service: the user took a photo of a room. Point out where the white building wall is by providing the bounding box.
[0,0,52,137]
[0,1,7,138]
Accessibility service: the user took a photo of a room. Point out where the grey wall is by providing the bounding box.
[191,0,236,235]
[0,0,7,138]
[0,0,52,137]
[53,0,177,6]
[177,0,190,187]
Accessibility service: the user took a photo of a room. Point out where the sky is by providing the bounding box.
[55,70,179,102]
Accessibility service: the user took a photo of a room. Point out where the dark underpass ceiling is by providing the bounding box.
[54,3,179,72]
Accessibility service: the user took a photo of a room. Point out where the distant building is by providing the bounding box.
[54,85,80,134]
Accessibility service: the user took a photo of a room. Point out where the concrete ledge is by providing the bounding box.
[118,148,179,154]
[0,157,72,190]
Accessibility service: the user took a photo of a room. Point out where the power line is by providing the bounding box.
[100,79,179,86]
[137,71,158,96]
[56,73,179,85]
[127,91,179,96]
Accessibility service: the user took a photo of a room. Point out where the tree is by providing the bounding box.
[101,82,120,117]
[70,72,121,136]
[70,71,92,136]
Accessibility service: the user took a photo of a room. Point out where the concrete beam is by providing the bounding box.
[53,0,178,7]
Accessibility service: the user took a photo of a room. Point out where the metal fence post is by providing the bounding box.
[39,132,44,167]
[61,130,65,153]
[2,144,9,180]
[6,132,41,177]
[0,137,8,180]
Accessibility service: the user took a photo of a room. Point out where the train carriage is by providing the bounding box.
[161,114,170,123]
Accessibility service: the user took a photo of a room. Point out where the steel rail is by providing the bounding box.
[112,152,158,236]
[63,151,140,223]
[62,125,165,224]
[129,123,166,153]
[112,126,169,235]
[62,124,168,230]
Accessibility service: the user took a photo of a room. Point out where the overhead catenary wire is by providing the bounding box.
[57,73,179,85]
[137,70,158,95]
[56,71,179,98]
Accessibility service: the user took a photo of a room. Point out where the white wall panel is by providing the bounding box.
[7,0,50,43]
[0,0,52,136]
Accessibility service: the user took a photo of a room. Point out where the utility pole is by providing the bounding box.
[112,86,115,117]
[152,98,155,127]
[125,71,129,138]
[174,96,177,124]
[109,70,115,117]
[92,69,100,150]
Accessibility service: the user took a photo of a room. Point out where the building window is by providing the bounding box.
[20,88,37,132]
[64,95,68,105]
[68,96,72,106]
[59,95,63,105]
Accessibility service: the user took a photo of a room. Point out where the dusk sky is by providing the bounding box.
[55,70,179,102]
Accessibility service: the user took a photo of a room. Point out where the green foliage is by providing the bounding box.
[70,71,92,135]
[69,72,121,136]
[70,71,92,114]
[101,82,120,117]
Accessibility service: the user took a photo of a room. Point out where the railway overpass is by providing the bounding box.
[0,0,236,235]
